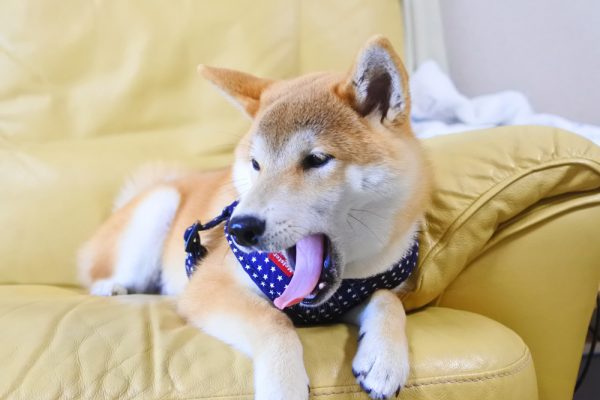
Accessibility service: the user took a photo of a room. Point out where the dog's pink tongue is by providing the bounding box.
[273,234,324,310]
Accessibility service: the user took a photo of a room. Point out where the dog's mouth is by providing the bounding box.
[273,234,340,309]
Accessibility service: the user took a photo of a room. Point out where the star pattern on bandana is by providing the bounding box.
[184,201,419,325]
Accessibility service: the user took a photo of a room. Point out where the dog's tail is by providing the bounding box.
[113,162,188,211]
[79,163,184,292]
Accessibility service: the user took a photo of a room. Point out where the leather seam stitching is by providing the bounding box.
[147,348,532,398]
[405,350,531,389]
[311,350,532,396]
[421,157,600,268]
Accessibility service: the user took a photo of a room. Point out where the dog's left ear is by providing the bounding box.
[338,36,410,128]
[199,65,273,118]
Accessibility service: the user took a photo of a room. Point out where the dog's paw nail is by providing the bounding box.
[358,331,366,342]
[307,384,311,394]
[395,385,402,397]
[359,381,372,394]
[352,368,359,377]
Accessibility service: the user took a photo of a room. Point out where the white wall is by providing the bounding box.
[439,0,600,125]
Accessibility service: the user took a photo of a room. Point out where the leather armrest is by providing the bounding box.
[406,125,600,309]
[438,202,600,400]
[408,125,600,400]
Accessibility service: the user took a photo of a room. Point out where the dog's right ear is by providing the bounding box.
[198,65,273,118]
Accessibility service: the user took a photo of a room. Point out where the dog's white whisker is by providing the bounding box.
[347,213,383,246]
[349,207,387,220]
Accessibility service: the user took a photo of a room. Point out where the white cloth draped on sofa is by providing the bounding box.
[410,61,600,145]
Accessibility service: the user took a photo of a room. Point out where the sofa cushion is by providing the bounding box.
[0,285,536,400]
[0,129,234,286]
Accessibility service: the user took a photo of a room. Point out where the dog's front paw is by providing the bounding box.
[352,331,409,399]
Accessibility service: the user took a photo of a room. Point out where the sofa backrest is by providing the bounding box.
[0,0,404,144]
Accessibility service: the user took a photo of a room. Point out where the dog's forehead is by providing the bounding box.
[253,91,357,151]
[251,129,314,166]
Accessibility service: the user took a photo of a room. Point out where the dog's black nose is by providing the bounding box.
[228,216,266,247]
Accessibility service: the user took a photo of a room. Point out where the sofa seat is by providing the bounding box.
[0,285,536,400]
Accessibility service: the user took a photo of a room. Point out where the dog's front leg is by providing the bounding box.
[344,289,409,399]
[179,272,309,400]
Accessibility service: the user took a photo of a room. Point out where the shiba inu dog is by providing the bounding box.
[78,36,430,400]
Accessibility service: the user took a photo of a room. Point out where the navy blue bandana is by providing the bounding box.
[184,201,419,325]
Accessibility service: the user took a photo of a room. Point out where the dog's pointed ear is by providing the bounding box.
[198,65,273,118]
[338,36,410,127]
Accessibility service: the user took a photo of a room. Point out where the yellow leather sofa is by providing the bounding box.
[1,1,599,399]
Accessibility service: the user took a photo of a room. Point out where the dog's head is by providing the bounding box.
[201,36,429,308]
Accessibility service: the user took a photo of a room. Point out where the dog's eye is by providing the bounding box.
[302,153,333,170]
[251,158,260,171]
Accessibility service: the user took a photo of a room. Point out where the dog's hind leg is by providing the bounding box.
[78,186,181,295]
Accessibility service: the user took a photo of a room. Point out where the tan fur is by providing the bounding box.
[79,36,430,400]
[199,65,274,117]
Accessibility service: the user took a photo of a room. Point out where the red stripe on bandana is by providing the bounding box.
[268,253,293,277]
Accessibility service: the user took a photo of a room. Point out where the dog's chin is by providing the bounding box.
[284,235,344,308]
